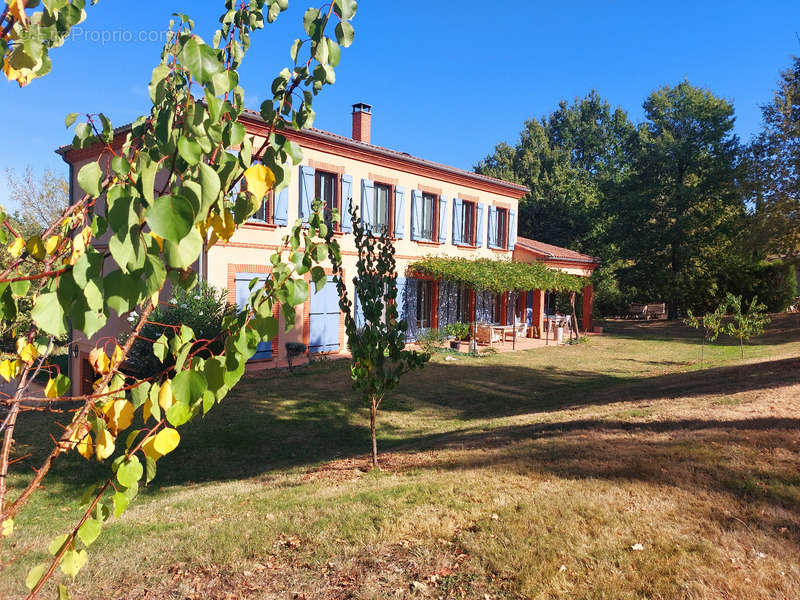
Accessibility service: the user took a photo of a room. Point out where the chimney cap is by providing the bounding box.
[352,102,372,114]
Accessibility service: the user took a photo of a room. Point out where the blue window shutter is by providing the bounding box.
[341,174,353,232]
[354,292,365,329]
[476,203,485,247]
[509,209,517,251]
[438,195,448,243]
[396,277,407,323]
[487,206,498,248]
[394,186,406,239]
[452,198,464,245]
[274,187,289,225]
[361,179,374,232]
[410,189,422,240]
[299,165,314,223]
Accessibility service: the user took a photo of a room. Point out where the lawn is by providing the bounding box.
[3,316,800,599]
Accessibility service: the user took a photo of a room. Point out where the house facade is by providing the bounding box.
[59,103,595,393]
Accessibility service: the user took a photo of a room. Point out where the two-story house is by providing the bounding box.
[59,103,596,393]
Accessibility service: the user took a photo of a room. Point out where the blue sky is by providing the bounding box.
[2,1,800,209]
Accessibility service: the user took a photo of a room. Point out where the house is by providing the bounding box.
[57,103,595,394]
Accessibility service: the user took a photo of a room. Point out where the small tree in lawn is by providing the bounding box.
[330,206,429,469]
[724,293,771,359]
[684,302,726,367]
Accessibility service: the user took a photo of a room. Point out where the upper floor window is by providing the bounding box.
[488,205,509,249]
[248,188,273,224]
[496,207,508,249]
[461,200,476,246]
[420,192,437,241]
[373,182,392,235]
[315,170,338,229]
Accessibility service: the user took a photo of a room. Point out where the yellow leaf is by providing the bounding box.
[44,377,58,398]
[103,399,134,434]
[153,428,180,455]
[111,344,124,367]
[68,418,94,459]
[158,379,174,411]
[81,226,93,246]
[7,0,28,26]
[243,164,275,203]
[141,436,159,461]
[210,210,235,242]
[8,236,25,258]
[44,235,60,255]
[1,518,13,538]
[0,359,14,382]
[151,233,164,251]
[88,347,110,375]
[17,342,38,365]
[95,428,115,461]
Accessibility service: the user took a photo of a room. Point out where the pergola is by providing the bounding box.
[407,256,589,349]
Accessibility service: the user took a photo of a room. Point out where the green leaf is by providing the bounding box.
[198,162,221,215]
[145,455,157,484]
[334,0,358,19]
[31,292,68,336]
[77,518,102,546]
[311,266,327,293]
[326,38,341,67]
[111,156,131,178]
[58,583,71,600]
[303,8,320,37]
[178,136,202,165]
[171,370,206,406]
[180,38,223,85]
[77,162,103,198]
[65,112,79,128]
[146,194,195,243]
[335,21,355,48]
[163,227,203,269]
[61,549,88,578]
[112,491,129,518]
[165,400,192,428]
[137,155,157,205]
[25,563,47,591]
[153,334,169,362]
[48,533,70,555]
[116,457,143,488]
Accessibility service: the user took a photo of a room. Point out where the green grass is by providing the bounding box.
[3,316,800,599]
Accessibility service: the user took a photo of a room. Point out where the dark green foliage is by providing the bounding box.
[717,259,797,313]
[123,283,235,379]
[329,204,429,468]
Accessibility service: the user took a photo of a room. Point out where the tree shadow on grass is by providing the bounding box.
[403,413,800,547]
[8,351,800,499]
[602,313,800,348]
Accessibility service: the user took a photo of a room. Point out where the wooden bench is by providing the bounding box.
[628,302,666,320]
[645,303,666,320]
[628,303,647,319]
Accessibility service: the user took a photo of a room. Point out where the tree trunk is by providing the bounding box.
[740,338,744,360]
[370,395,379,470]
[700,336,704,367]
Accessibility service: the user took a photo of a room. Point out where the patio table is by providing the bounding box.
[491,325,514,344]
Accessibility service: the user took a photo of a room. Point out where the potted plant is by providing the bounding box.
[444,322,470,350]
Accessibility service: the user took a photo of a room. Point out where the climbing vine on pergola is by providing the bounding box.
[408,256,587,294]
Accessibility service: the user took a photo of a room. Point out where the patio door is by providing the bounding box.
[309,275,340,354]
[235,272,273,360]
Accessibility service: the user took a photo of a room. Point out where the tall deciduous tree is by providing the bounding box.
[749,55,800,257]
[4,168,70,235]
[614,81,745,317]
[475,91,636,256]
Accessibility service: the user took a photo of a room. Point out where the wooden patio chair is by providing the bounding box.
[475,323,500,347]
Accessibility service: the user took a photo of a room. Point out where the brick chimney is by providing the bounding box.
[352,102,372,144]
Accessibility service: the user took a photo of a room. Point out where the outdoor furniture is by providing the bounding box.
[628,303,647,319]
[503,320,527,342]
[646,303,666,320]
[476,322,502,347]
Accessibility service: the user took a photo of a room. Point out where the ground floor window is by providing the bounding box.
[416,279,433,330]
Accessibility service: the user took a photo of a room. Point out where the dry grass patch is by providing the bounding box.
[3,316,800,599]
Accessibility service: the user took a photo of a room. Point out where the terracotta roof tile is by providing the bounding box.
[516,236,600,264]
